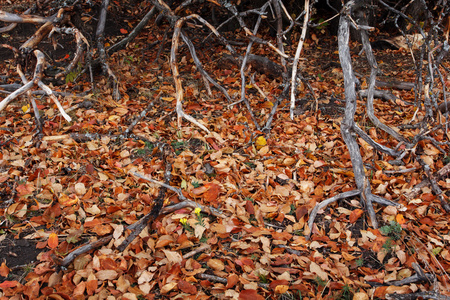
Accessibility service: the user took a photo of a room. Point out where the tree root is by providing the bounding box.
[0,50,72,123]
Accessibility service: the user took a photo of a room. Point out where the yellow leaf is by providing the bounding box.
[255,136,267,150]
[22,104,30,113]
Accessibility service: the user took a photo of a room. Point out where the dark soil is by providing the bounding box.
[0,231,42,283]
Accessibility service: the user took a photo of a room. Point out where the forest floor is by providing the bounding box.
[0,1,450,299]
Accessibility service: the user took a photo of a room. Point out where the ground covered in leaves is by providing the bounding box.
[1,2,450,299]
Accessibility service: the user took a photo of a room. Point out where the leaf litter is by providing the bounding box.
[0,12,450,300]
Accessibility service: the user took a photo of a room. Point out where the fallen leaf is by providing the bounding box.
[207,258,225,271]
[178,280,197,294]
[255,136,267,150]
[0,262,10,277]
[48,232,59,249]
[239,289,265,300]
[310,262,328,281]
[160,281,177,294]
[349,209,364,223]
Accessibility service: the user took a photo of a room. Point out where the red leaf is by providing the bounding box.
[0,280,18,289]
[120,28,128,34]
[239,289,264,300]
[245,200,255,215]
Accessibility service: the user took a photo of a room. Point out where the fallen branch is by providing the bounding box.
[360,21,409,144]
[182,243,210,259]
[368,263,435,287]
[180,32,232,102]
[386,292,450,300]
[107,6,157,54]
[416,153,450,212]
[117,146,171,251]
[132,171,225,218]
[17,65,43,134]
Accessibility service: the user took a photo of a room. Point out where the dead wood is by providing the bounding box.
[308,2,404,238]
[182,244,210,259]
[386,292,450,300]
[374,79,415,90]
[289,0,309,120]
[107,6,157,55]
[368,263,435,287]
[52,27,89,79]
[96,0,120,100]
[17,65,43,134]
[116,146,172,252]
[0,10,55,24]
[237,1,272,131]
[416,153,450,213]
[181,32,232,102]
[360,18,409,144]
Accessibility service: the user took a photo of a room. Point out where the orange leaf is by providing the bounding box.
[203,183,220,203]
[0,262,10,277]
[226,273,239,288]
[0,280,18,289]
[48,233,59,249]
[58,194,78,207]
[349,209,364,223]
[120,28,128,34]
[395,214,405,225]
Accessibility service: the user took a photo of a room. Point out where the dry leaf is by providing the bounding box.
[310,262,328,280]
[162,249,182,264]
[160,281,177,294]
[255,136,267,150]
[0,262,10,277]
[48,232,59,249]
[207,258,225,271]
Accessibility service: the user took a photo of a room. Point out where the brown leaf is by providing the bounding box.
[226,274,239,288]
[296,205,309,220]
[203,182,221,203]
[274,285,289,294]
[207,258,225,271]
[269,279,289,290]
[161,281,177,294]
[178,280,197,294]
[96,270,118,280]
[349,209,364,223]
[239,289,264,300]
[310,262,328,280]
